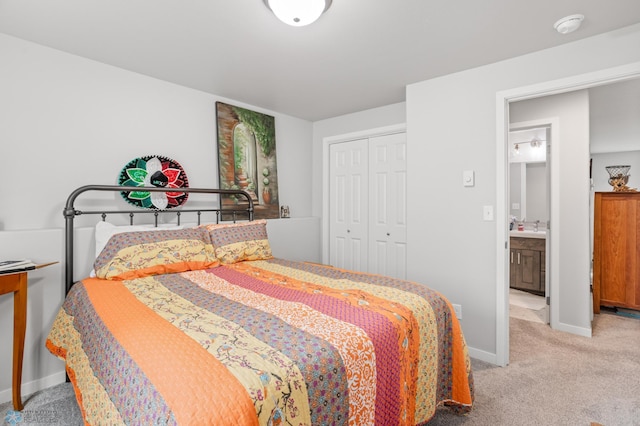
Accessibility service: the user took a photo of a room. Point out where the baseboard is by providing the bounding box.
[466,321,591,367]
[555,321,592,338]
[467,346,498,365]
[0,371,66,405]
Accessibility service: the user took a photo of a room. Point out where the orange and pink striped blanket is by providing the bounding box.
[47,259,473,425]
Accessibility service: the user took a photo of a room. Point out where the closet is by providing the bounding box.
[593,192,640,312]
[328,132,407,279]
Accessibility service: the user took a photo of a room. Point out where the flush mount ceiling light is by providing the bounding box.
[263,0,332,27]
[554,14,584,34]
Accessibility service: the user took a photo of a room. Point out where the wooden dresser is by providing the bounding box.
[593,192,640,313]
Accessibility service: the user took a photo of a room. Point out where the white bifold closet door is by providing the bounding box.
[329,132,407,279]
[329,138,369,273]
[368,133,407,279]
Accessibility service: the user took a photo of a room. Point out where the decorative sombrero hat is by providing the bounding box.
[118,155,189,209]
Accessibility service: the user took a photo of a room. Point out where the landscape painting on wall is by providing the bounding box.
[216,102,279,219]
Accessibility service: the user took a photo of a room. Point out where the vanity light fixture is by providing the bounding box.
[263,0,332,27]
[554,14,584,34]
[512,138,545,155]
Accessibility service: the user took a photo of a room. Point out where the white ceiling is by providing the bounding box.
[1,0,639,121]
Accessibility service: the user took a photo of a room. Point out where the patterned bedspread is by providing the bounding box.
[47,259,473,425]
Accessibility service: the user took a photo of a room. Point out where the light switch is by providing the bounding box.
[463,170,475,187]
[483,205,494,221]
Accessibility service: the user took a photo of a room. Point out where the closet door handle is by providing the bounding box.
[511,252,513,264]
[517,252,521,264]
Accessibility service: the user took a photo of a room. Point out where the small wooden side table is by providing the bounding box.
[0,262,56,411]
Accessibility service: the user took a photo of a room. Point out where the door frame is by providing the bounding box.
[495,61,640,367]
[322,123,406,265]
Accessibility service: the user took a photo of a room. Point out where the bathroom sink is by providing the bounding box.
[510,229,546,239]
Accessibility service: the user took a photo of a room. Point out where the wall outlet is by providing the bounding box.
[452,304,462,320]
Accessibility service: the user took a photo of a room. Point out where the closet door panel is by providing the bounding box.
[368,133,407,279]
[329,139,368,272]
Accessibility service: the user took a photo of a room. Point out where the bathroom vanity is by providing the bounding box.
[510,231,546,295]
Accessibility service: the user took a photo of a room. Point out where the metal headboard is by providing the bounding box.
[63,185,254,294]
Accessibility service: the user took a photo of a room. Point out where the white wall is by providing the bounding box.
[406,23,640,361]
[588,78,640,190]
[592,151,640,192]
[589,78,640,154]
[0,33,314,231]
[0,33,317,401]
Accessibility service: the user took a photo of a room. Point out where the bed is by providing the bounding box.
[47,185,474,425]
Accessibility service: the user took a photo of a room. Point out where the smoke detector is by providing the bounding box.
[554,14,584,34]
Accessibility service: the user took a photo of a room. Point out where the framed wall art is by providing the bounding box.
[216,102,279,219]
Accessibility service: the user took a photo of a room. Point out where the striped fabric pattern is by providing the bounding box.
[47,259,473,425]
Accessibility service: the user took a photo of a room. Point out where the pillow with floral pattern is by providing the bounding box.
[201,220,273,264]
[94,227,218,280]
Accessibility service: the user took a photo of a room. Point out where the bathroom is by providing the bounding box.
[508,126,549,323]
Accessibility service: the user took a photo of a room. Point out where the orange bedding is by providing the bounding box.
[47,259,473,425]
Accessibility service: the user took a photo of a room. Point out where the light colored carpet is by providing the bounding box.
[430,313,640,425]
[1,381,81,425]
[2,313,638,425]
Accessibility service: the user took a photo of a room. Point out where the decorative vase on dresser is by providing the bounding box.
[592,192,640,313]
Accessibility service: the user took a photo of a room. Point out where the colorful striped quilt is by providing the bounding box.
[47,259,474,425]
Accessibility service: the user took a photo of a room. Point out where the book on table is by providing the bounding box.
[0,259,37,274]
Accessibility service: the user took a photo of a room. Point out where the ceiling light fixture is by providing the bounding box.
[553,14,584,34]
[263,0,332,27]
[512,138,546,155]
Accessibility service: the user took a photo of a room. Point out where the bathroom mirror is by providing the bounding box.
[509,127,549,224]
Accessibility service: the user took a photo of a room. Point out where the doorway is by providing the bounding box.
[495,61,640,367]
[507,124,550,326]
